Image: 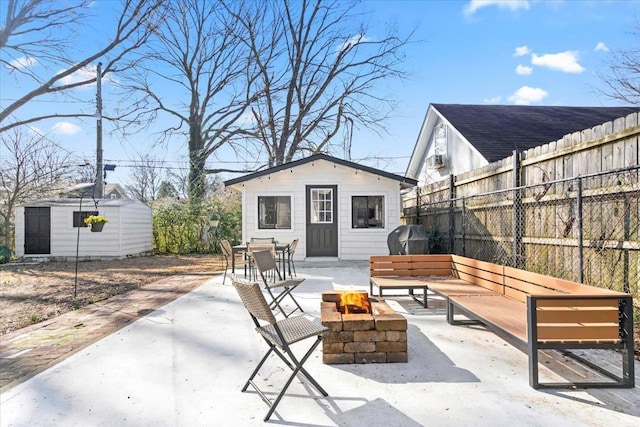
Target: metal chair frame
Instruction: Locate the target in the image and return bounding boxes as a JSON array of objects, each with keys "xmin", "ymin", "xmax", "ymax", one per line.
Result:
[
  {"xmin": 219, "ymin": 240, "xmax": 234, "ymax": 285},
  {"xmin": 250, "ymin": 249, "xmax": 305, "ymax": 318},
  {"xmin": 286, "ymin": 238, "xmax": 299, "ymax": 278},
  {"xmin": 231, "ymin": 275, "xmax": 328, "ymax": 421}
]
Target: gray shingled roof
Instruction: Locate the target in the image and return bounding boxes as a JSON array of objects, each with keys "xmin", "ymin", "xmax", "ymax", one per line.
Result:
[
  {"xmin": 224, "ymin": 153, "xmax": 417, "ymax": 188},
  {"xmin": 432, "ymin": 104, "xmax": 638, "ymax": 162}
]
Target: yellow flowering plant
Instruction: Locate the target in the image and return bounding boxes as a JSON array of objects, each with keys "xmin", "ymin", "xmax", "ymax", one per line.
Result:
[{"xmin": 84, "ymin": 215, "xmax": 109, "ymax": 225}]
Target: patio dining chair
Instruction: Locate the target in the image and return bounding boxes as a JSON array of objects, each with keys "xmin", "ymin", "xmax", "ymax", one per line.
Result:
[
  {"xmin": 250, "ymin": 249, "xmax": 305, "ymax": 318},
  {"xmin": 219, "ymin": 240, "xmax": 234, "ymax": 285},
  {"xmin": 246, "ymin": 242, "xmax": 277, "ymax": 281},
  {"xmin": 250, "ymin": 237, "xmax": 275, "ymax": 243},
  {"xmin": 286, "ymin": 238, "xmax": 299, "ymax": 278},
  {"xmin": 230, "ymin": 275, "xmax": 328, "ymax": 421}
]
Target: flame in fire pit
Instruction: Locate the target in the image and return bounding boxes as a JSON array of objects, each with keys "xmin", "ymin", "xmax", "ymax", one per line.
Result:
[{"xmin": 338, "ymin": 292, "xmax": 371, "ymax": 314}]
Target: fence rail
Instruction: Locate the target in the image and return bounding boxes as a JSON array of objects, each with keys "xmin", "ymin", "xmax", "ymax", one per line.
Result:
[{"xmin": 403, "ymin": 165, "xmax": 640, "ymax": 327}]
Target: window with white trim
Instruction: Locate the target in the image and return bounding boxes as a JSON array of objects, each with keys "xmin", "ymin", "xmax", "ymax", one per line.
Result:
[
  {"xmin": 310, "ymin": 189, "xmax": 333, "ymax": 223},
  {"xmin": 352, "ymin": 196, "xmax": 384, "ymax": 228},
  {"xmin": 434, "ymin": 123, "xmax": 447, "ymax": 156},
  {"xmin": 258, "ymin": 196, "xmax": 291, "ymax": 229}
]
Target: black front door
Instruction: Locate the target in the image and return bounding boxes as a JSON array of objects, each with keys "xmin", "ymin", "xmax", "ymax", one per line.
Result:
[
  {"xmin": 306, "ymin": 185, "xmax": 338, "ymax": 257},
  {"xmin": 25, "ymin": 207, "xmax": 50, "ymax": 254}
]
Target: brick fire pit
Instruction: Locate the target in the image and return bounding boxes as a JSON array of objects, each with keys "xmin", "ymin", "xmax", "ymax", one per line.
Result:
[{"xmin": 320, "ymin": 291, "xmax": 408, "ymax": 364}]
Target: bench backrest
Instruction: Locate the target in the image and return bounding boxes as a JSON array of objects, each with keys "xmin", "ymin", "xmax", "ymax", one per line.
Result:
[
  {"xmin": 450, "ymin": 255, "xmax": 505, "ymax": 294},
  {"xmin": 370, "ymin": 254, "xmax": 628, "ymax": 300},
  {"xmin": 502, "ymin": 265, "xmax": 627, "ymax": 303},
  {"xmin": 369, "ymin": 254, "xmax": 453, "ymax": 277}
]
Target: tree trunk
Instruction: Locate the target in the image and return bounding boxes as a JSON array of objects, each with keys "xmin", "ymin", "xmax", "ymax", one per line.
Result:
[{"xmin": 188, "ymin": 123, "xmax": 206, "ymax": 199}]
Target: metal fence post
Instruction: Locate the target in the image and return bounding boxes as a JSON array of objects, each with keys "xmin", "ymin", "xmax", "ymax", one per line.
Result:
[
  {"xmin": 449, "ymin": 174, "xmax": 455, "ymax": 254},
  {"xmin": 512, "ymin": 151, "xmax": 523, "ymax": 268},
  {"xmin": 576, "ymin": 176, "xmax": 583, "ymax": 283},
  {"xmin": 461, "ymin": 196, "xmax": 466, "ymax": 257},
  {"xmin": 415, "ymin": 186, "xmax": 422, "ymax": 225}
]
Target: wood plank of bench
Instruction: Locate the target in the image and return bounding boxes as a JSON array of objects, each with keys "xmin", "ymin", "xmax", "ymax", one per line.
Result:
[
  {"xmin": 369, "ymin": 276, "xmax": 429, "ymax": 307},
  {"xmin": 448, "ymin": 295, "xmax": 528, "ymax": 345},
  {"xmin": 503, "ymin": 266, "xmax": 628, "ymax": 296},
  {"xmin": 370, "ymin": 276, "xmax": 430, "ymax": 289},
  {"xmin": 426, "ymin": 280, "xmax": 499, "ymax": 297}
]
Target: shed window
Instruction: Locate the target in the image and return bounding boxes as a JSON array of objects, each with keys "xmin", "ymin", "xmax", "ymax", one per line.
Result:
[
  {"xmin": 258, "ymin": 196, "xmax": 291, "ymax": 229},
  {"xmin": 73, "ymin": 211, "xmax": 98, "ymax": 227},
  {"xmin": 352, "ymin": 196, "xmax": 384, "ymax": 228}
]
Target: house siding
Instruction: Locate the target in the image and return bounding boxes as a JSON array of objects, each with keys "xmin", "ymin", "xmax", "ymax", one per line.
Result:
[
  {"xmin": 118, "ymin": 202, "xmax": 153, "ymax": 256},
  {"xmin": 417, "ymin": 116, "xmax": 488, "ymax": 186},
  {"xmin": 15, "ymin": 199, "xmax": 151, "ymax": 259},
  {"xmin": 238, "ymin": 159, "xmax": 401, "ymax": 260}
]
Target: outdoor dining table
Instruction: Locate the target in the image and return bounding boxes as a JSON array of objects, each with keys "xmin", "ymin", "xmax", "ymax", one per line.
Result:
[{"xmin": 231, "ymin": 242, "xmax": 290, "ymax": 278}]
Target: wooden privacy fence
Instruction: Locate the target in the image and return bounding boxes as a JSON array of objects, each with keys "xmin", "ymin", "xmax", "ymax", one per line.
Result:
[{"xmin": 404, "ymin": 166, "xmax": 640, "ymax": 329}]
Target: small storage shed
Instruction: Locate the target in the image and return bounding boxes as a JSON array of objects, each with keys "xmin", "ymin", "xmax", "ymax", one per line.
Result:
[
  {"xmin": 14, "ymin": 198, "xmax": 152, "ymax": 260},
  {"xmin": 223, "ymin": 154, "xmax": 417, "ymax": 261}
]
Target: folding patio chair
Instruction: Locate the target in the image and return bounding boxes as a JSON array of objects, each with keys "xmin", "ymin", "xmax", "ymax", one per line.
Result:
[
  {"xmin": 230, "ymin": 275, "xmax": 328, "ymax": 421},
  {"xmin": 250, "ymin": 249, "xmax": 305, "ymax": 318}
]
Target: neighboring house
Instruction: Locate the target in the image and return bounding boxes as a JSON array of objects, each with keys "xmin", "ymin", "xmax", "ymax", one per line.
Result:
[
  {"xmin": 223, "ymin": 153, "xmax": 417, "ymax": 260},
  {"xmin": 15, "ymin": 198, "xmax": 152, "ymax": 260},
  {"xmin": 59, "ymin": 182, "xmax": 130, "ymax": 200},
  {"xmin": 104, "ymin": 183, "xmax": 130, "ymax": 200},
  {"xmin": 406, "ymin": 104, "xmax": 639, "ymax": 186}
]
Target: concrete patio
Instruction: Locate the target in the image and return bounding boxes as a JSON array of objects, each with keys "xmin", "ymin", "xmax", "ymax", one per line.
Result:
[{"xmin": 1, "ymin": 261, "xmax": 639, "ymax": 426}]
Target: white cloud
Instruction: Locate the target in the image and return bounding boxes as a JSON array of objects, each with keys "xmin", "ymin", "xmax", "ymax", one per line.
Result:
[
  {"xmin": 531, "ymin": 51, "xmax": 585, "ymax": 73},
  {"xmin": 508, "ymin": 86, "xmax": 548, "ymax": 105},
  {"xmin": 7, "ymin": 56, "xmax": 37, "ymax": 70},
  {"xmin": 238, "ymin": 112, "xmax": 256, "ymax": 126},
  {"xmin": 57, "ymin": 65, "xmax": 116, "ymax": 87},
  {"xmin": 513, "ymin": 45, "xmax": 531, "ymax": 57},
  {"xmin": 516, "ymin": 64, "xmax": 533, "ymax": 75},
  {"xmin": 464, "ymin": 0, "xmax": 529, "ymax": 16},
  {"xmin": 483, "ymin": 96, "xmax": 502, "ymax": 104},
  {"xmin": 595, "ymin": 42, "xmax": 609, "ymax": 52},
  {"xmin": 51, "ymin": 122, "xmax": 82, "ymax": 135},
  {"xmin": 337, "ymin": 34, "xmax": 372, "ymax": 53}
]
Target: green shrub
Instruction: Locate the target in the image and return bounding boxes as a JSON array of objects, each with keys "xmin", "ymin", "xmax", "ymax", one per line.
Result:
[{"xmin": 152, "ymin": 192, "xmax": 241, "ymax": 254}]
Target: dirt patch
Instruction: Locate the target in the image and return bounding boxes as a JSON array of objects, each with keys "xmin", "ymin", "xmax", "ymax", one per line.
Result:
[{"xmin": 0, "ymin": 254, "xmax": 226, "ymax": 335}]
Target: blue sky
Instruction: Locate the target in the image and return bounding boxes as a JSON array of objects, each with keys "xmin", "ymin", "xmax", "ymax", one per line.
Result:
[{"xmin": 3, "ymin": 0, "xmax": 639, "ymax": 185}]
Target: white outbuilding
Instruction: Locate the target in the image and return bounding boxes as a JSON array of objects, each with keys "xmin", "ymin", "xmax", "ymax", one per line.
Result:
[
  {"xmin": 223, "ymin": 154, "xmax": 417, "ymax": 260},
  {"xmin": 14, "ymin": 198, "xmax": 152, "ymax": 260}
]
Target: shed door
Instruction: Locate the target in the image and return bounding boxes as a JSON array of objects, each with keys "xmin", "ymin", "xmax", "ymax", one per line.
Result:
[
  {"xmin": 306, "ymin": 186, "xmax": 338, "ymax": 257},
  {"xmin": 25, "ymin": 207, "xmax": 50, "ymax": 254}
]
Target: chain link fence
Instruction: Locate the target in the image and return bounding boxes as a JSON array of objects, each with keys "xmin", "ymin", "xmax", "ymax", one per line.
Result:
[{"xmin": 405, "ymin": 165, "xmax": 640, "ymax": 332}]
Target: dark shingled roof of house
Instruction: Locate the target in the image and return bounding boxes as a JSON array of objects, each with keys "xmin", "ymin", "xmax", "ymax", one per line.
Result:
[{"xmin": 432, "ymin": 104, "xmax": 638, "ymax": 163}]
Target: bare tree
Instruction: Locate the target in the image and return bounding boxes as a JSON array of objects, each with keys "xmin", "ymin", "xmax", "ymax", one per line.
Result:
[
  {"xmin": 125, "ymin": 154, "xmax": 165, "ymax": 203},
  {"xmin": 0, "ymin": 128, "xmax": 77, "ymax": 252},
  {"xmin": 118, "ymin": 0, "xmax": 260, "ymax": 199},
  {"xmin": 0, "ymin": 0, "xmax": 165, "ymax": 133},
  {"xmin": 600, "ymin": 19, "xmax": 640, "ymax": 105},
  {"xmin": 232, "ymin": 0, "xmax": 412, "ymax": 166}
]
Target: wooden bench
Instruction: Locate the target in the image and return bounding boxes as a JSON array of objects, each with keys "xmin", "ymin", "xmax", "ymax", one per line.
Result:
[{"xmin": 369, "ymin": 254, "xmax": 635, "ymax": 389}]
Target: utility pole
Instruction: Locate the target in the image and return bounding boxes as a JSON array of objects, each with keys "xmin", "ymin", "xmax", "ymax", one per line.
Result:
[{"xmin": 94, "ymin": 62, "xmax": 104, "ymax": 199}]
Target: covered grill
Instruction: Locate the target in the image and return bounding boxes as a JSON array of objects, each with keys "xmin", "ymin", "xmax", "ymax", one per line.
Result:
[{"xmin": 387, "ymin": 225, "xmax": 429, "ymax": 255}]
